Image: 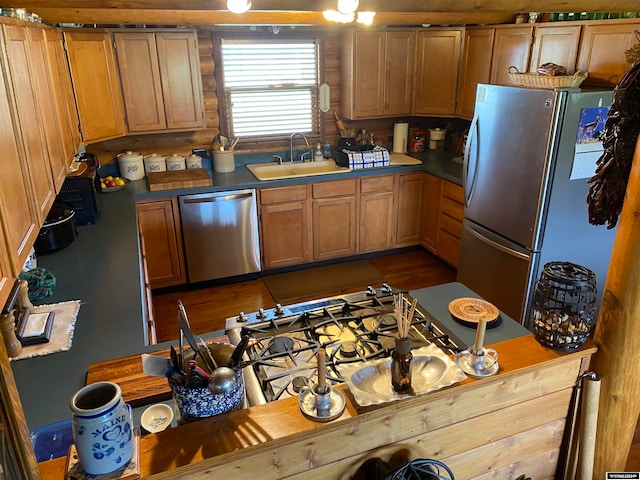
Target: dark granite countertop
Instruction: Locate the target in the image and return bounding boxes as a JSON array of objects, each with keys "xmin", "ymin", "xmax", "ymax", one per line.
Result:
[{"xmin": 12, "ymin": 150, "xmax": 463, "ymax": 433}]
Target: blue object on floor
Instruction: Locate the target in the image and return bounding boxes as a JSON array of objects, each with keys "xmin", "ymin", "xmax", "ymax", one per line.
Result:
[{"xmin": 30, "ymin": 418, "xmax": 74, "ymax": 462}]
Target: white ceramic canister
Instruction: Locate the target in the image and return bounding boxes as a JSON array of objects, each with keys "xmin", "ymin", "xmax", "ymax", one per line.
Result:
[
  {"xmin": 166, "ymin": 154, "xmax": 186, "ymax": 171},
  {"xmin": 116, "ymin": 151, "xmax": 145, "ymax": 180},
  {"xmin": 185, "ymin": 154, "xmax": 203, "ymax": 169},
  {"xmin": 143, "ymin": 153, "xmax": 166, "ymax": 174},
  {"xmin": 70, "ymin": 381, "xmax": 134, "ymax": 475}
]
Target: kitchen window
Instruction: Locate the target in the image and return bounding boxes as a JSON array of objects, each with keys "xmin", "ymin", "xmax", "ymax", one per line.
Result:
[{"xmin": 218, "ymin": 37, "xmax": 321, "ymax": 139}]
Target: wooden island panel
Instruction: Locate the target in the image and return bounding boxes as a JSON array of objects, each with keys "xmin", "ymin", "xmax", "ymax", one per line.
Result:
[{"xmin": 40, "ymin": 336, "xmax": 594, "ymax": 479}]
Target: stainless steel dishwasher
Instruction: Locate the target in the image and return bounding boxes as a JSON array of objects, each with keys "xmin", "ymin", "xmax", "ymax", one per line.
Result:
[{"xmin": 179, "ymin": 189, "xmax": 261, "ymax": 283}]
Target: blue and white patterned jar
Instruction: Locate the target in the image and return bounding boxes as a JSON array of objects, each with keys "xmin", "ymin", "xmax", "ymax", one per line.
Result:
[{"xmin": 70, "ymin": 382, "xmax": 134, "ymax": 475}]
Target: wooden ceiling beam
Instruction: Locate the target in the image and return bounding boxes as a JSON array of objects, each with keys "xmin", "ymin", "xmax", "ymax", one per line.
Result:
[
  {"xmin": 3, "ymin": 0, "xmax": 640, "ymax": 12},
  {"xmin": 27, "ymin": 9, "xmax": 517, "ymax": 26}
]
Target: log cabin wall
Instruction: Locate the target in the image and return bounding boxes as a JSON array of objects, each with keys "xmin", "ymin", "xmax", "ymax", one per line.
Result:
[{"xmin": 86, "ymin": 26, "xmax": 432, "ymax": 164}]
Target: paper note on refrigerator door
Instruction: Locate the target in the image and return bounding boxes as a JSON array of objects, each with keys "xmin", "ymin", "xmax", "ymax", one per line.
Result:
[{"xmin": 570, "ymin": 106, "xmax": 610, "ymax": 180}]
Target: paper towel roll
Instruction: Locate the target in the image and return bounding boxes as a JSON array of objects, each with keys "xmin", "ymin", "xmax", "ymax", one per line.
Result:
[{"xmin": 393, "ymin": 122, "xmax": 409, "ymax": 153}]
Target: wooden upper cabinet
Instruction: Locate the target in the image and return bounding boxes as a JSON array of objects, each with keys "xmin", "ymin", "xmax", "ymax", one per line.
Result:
[
  {"xmin": 114, "ymin": 31, "xmax": 205, "ymax": 133},
  {"xmin": 490, "ymin": 26, "xmax": 533, "ymax": 85},
  {"xmin": 64, "ymin": 30, "xmax": 126, "ymax": 143},
  {"xmin": 2, "ymin": 24, "xmax": 55, "ymax": 224},
  {"xmin": 0, "ymin": 30, "xmax": 38, "ymax": 276},
  {"xmin": 578, "ymin": 23, "xmax": 639, "ymax": 86},
  {"xmin": 529, "ymin": 25, "xmax": 581, "ymax": 74},
  {"xmin": 341, "ymin": 29, "xmax": 414, "ymax": 119},
  {"xmin": 412, "ymin": 28, "xmax": 462, "ymax": 116},
  {"xmin": 44, "ymin": 29, "xmax": 81, "ymax": 173},
  {"xmin": 456, "ymin": 27, "xmax": 494, "ymax": 119},
  {"xmin": 26, "ymin": 27, "xmax": 68, "ymax": 193},
  {"xmin": 155, "ymin": 32, "xmax": 205, "ymax": 130}
]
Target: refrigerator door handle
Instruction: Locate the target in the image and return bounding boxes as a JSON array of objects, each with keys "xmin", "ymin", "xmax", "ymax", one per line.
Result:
[
  {"xmin": 464, "ymin": 221, "xmax": 530, "ymax": 261},
  {"xmin": 463, "ymin": 114, "xmax": 480, "ymax": 207}
]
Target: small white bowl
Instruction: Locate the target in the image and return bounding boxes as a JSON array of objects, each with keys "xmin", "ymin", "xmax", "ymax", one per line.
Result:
[{"xmin": 141, "ymin": 403, "xmax": 174, "ymax": 433}]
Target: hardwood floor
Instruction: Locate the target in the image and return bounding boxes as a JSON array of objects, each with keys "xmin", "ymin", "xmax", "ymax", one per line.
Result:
[
  {"xmin": 151, "ymin": 247, "xmax": 640, "ymax": 471},
  {"xmin": 151, "ymin": 249, "xmax": 456, "ymax": 343}
]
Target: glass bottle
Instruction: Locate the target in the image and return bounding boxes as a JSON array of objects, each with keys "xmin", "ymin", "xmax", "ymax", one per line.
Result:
[{"xmin": 391, "ymin": 337, "xmax": 413, "ymax": 393}]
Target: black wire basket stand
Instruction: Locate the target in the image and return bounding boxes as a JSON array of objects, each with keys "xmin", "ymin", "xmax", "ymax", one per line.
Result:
[{"xmin": 529, "ymin": 262, "xmax": 598, "ymax": 351}]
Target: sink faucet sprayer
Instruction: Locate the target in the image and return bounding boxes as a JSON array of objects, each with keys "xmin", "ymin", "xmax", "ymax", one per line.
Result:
[{"xmin": 289, "ymin": 132, "xmax": 310, "ymax": 162}]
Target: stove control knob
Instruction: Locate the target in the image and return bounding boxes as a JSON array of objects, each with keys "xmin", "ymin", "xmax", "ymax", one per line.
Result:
[
  {"xmin": 274, "ymin": 304, "xmax": 284, "ymax": 316},
  {"xmin": 257, "ymin": 308, "xmax": 267, "ymax": 319},
  {"xmin": 237, "ymin": 311, "xmax": 248, "ymax": 322},
  {"xmin": 381, "ymin": 283, "xmax": 393, "ymax": 295},
  {"xmin": 366, "ymin": 285, "xmax": 377, "ymax": 296}
]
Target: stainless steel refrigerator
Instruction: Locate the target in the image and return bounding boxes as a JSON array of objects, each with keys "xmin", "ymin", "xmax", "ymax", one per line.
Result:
[{"xmin": 457, "ymin": 84, "xmax": 617, "ymax": 325}]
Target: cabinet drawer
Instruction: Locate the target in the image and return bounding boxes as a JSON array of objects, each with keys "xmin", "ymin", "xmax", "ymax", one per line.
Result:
[
  {"xmin": 313, "ymin": 179, "xmax": 357, "ymax": 199},
  {"xmin": 442, "ymin": 180, "xmax": 464, "ymax": 204},
  {"xmin": 260, "ymin": 185, "xmax": 307, "ymax": 205},
  {"xmin": 360, "ymin": 175, "xmax": 394, "ymax": 194},
  {"xmin": 439, "ymin": 212, "xmax": 463, "ymax": 239},
  {"xmin": 440, "ymin": 196, "xmax": 464, "ymax": 221},
  {"xmin": 437, "ymin": 229, "xmax": 461, "ymax": 267}
]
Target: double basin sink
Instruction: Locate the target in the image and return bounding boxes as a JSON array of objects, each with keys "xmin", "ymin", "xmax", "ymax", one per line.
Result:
[{"xmin": 246, "ymin": 154, "xmax": 423, "ymax": 181}]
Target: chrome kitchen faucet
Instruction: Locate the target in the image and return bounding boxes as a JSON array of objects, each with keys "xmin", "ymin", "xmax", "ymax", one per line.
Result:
[{"xmin": 289, "ymin": 132, "xmax": 310, "ymax": 162}]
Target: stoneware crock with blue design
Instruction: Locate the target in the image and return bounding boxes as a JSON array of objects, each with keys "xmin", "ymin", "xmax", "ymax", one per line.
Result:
[{"xmin": 70, "ymin": 381, "xmax": 134, "ymax": 475}]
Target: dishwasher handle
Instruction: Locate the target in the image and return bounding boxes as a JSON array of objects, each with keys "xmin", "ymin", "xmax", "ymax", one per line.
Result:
[{"xmin": 181, "ymin": 192, "xmax": 254, "ymax": 204}]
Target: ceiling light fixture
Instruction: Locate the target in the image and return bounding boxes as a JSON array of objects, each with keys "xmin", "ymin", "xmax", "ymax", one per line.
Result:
[
  {"xmin": 356, "ymin": 12, "xmax": 376, "ymax": 25},
  {"xmin": 227, "ymin": 0, "xmax": 251, "ymax": 14},
  {"xmin": 337, "ymin": 0, "xmax": 359, "ymax": 14},
  {"xmin": 323, "ymin": 10, "xmax": 355, "ymax": 23}
]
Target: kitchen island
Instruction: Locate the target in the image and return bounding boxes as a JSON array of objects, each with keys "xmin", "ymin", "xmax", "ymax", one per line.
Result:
[{"xmin": 38, "ymin": 332, "xmax": 595, "ymax": 479}]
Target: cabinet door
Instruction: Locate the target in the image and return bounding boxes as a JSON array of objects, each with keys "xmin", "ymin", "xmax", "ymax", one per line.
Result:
[
  {"xmin": 413, "ymin": 29, "xmax": 462, "ymax": 116},
  {"xmin": 384, "ymin": 31, "xmax": 414, "ymax": 116},
  {"xmin": 490, "ymin": 26, "xmax": 533, "ymax": 85},
  {"xmin": 577, "ymin": 23, "xmax": 640, "ymax": 86},
  {"xmin": 313, "ymin": 196, "xmax": 357, "ymax": 260},
  {"xmin": 359, "ymin": 176, "xmax": 395, "ymax": 253},
  {"xmin": 395, "ymin": 173, "xmax": 423, "ymax": 247},
  {"xmin": 456, "ymin": 27, "xmax": 494, "ymax": 119},
  {"xmin": 64, "ymin": 31, "xmax": 125, "ymax": 142},
  {"xmin": 27, "ymin": 27, "xmax": 68, "ymax": 193},
  {"xmin": 136, "ymin": 199, "xmax": 186, "ymax": 289},
  {"xmin": 44, "ymin": 29, "xmax": 80, "ymax": 177},
  {"xmin": 114, "ymin": 32, "xmax": 167, "ymax": 132},
  {"xmin": 342, "ymin": 30, "xmax": 385, "ymax": 118},
  {"xmin": 261, "ymin": 201, "xmax": 311, "ymax": 269},
  {"xmin": 0, "ymin": 32, "xmax": 38, "ymax": 275},
  {"xmin": 2, "ymin": 24, "xmax": 55, "ymax": 224},
  {"xmin": 156, "ymin": 31, "xmax": 205, "ymax": 130},
  {"xmin": 420, "ymin": 173, "xmax": 441, "ymax": 252},
  {"xmin": 529, "ymin": 25, "xmax": 581, "ymax": 74}
]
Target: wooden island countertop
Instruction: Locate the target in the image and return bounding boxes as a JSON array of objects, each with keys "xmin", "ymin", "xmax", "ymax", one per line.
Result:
[{"xmin": 38, "ymin": 334, "xmax": 595, "ymax": 479}]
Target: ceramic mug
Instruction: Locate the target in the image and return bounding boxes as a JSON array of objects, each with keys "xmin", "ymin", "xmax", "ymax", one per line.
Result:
[{"xmin": 70, "ymin": 382, "xmax": 134, "ymax": 475}]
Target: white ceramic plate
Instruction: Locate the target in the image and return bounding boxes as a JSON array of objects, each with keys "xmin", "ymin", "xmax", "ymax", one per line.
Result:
[
  {"xmin": 337, "ymin": 344, "xmax": 467, "ymax": 407},
  {"xmin": 141, "ymin": 403, "xmax": 174, "ymax": 433}
]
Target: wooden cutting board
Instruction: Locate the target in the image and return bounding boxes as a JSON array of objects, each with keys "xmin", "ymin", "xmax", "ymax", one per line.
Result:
[{"xmin": 146, "ymin": 168, "xmax": 212, "ymax": 191}]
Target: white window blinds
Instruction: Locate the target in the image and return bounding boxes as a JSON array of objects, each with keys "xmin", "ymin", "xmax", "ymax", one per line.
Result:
[{"xmin": 220, "ymin": 39, "xmax": 320, "ymax": 138}]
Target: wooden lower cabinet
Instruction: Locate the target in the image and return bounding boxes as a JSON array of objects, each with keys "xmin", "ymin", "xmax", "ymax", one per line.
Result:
[
  {"xmin": 259, "ymin": 185, "xmax": 311, "ymax": 269},
  {"xmin": 395, "ymin": 173, "xmax": 423, "ymax": 247},
  {"xmin": 359, "ymin": 175, "xmax": 395, "ymax": 253},
  {"xmin": 436, "ymin": 180, "xmax": 464, "ymax": 267},
  {"xmin": 136, "ymin": 198, "xmax": 186, "ymax": 289},
  {"xmin": 312, "ymin": 179, "xmax": 357, "ymax": 261},
  {"xmin": 420, "ymin": 172, "xmax": 441, "ymax": 252}
]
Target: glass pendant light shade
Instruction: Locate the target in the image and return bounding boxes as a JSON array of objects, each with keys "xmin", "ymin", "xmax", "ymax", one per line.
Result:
[
  {"xmin": 337, "ymin": 0, "xmax": 359, "ymax": 14},
  {"xmin": 227, "ymin": 0, "xmax": 251, "ymax": 14}
]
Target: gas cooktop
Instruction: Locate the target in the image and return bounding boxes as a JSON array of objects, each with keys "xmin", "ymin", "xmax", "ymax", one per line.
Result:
[{"xmin": 225, "ymin": 284, "xmax": 466, "ymax": 406}]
